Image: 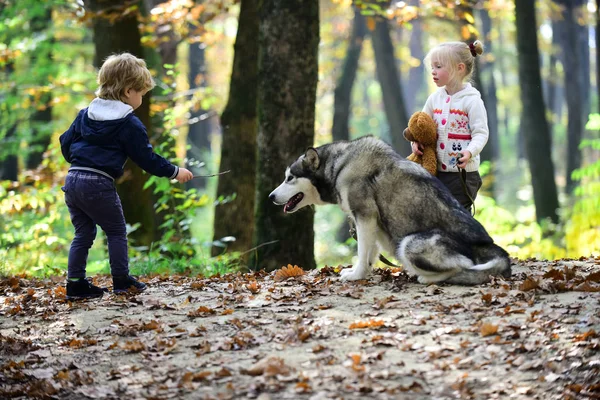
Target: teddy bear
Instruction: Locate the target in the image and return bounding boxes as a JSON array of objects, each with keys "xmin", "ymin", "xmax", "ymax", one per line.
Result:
[{"xmin": 402, "ymin": 111, "xmax": 438, "ymax": 176}]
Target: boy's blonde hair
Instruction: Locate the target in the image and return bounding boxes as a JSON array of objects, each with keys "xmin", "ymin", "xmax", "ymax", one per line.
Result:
[
  {"xmin": 95, "ymin": 53, "xmax": 155, "ymax": 100},
  {"xmin": 424, "ymin": 40, "xmax": 484, "ymax": 84}
]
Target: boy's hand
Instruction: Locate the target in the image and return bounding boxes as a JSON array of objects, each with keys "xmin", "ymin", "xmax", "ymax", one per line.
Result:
[{"xmin": 175, "ymin": 167, "xmax": 193, "ymax": 183}]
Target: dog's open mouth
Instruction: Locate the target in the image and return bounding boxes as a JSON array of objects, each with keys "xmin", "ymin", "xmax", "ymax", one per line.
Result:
[{"xmin": 283, "ymin": 193, "xmax": 304, "ymax": 213}]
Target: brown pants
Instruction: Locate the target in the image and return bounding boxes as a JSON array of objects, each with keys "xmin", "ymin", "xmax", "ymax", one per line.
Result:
[{"xmin": 437, "ymin": 171, "xmax": 482, "ymax": 212}]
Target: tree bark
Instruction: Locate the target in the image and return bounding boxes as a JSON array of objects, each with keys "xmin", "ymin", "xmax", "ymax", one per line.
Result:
[
  {"xmin": 371, "ymin": 17, "xmax": 411, "ymax": 156},
  {"xmin": 554, "ymin": 0, "xmax": 585, "ymax": 194},
  {"xmin": 84, "ymin": 0, "xmax": 161, "ymax": 246},
  {"xmin": 331, "ymin": 6, "xmax": 366, "ymax": 142},
  {"xmin": 0, "ymin": 57, "xmax": 18, "ymax": 181},
  {"xmin": 26, "ymin": 7, "xmax": 54, "ymax": 170},
  {"xmin": 252, "ymin": 0, "xmax": 319, "ymax": 272},
  {"xmin": 212, "ymin": 0, "xmax": 260, "ymax": 257},
  {"xmin": 186, "ymin": 41, "xmax": 212, "ymax": 191},
  {"xmin": 478, "ymin": 9, "xmax": 499, "ymax": 165},
  {"xmin": 405, "ymin": 0, "xmax": 425, "ymax": 115},
  {"xmin": 597, "ymin": 0, "xmax": 600, "ymax": 114},
  {"xmin": 515, "ymin": 0, "xmax": 559, "ymax": 224}
]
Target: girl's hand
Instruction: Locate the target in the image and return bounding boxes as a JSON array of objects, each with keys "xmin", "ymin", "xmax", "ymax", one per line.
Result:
[
  {"xmin": 457, "ymin": 150, "xmax": 472, "ymax": 169},
  {"xmin": 175, "ymin": 167, "xmax": 193, "ymax": 183},
  {"xmin": 411, "ymin": 141, "xmax": 424, "ymax": 156}
]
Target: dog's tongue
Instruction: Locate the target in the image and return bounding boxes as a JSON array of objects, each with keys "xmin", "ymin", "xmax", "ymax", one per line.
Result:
[{"xmin": 284, "ymin": 193, "xmax": 304, "ymax": 213}]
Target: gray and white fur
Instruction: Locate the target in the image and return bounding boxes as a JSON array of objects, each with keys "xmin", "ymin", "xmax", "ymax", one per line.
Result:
[{"xmin": 269, "ymin": 136, "xmax": 511, "ymax": 285}]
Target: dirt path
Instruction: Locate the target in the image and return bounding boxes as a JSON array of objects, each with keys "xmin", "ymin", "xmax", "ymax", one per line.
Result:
[{"xmin": 1, "ymin": 258, "xmax": 599, "ymax": 399}]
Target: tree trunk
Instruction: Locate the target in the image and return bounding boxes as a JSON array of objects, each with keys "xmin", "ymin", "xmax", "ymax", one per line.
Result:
[
  {"xmin": 0, "ymin": 58, "xmax": 18, "ymax": 181},
  {"xmin": 0, "ymin": 126, "xmax": 18, "ymax": 181},
  {"xmin": 478, "ymin": 9, "xmax": 499, "ymax": 165},
  {"xmin": 212, "ymin": 0, "xmax": 259, "ymax": 257},
  {"xmin": 515, "ymin": 0, "xmax": 559, "ymax": 224},
  {"xmin": 252, "ymin": 0, "xmax": 319, "ymax": 272},
  {"xmin": 405, "ymin": 0, "xmax": 425, "ymax": 115},
  {"xmin": 496, "ymin": 20, "xmax": 516, "ymax": 159},
  {"xmin": 554, "ymin": 0, "xmax": 585, "ymax": 194},
  {"xmin": 331, "ymin": 6, "xmax": 366, "ymax": 142},
  {"xmin": 371, "ymin": 17, "xmax": 411, "ymax": 156},
  {"xmin": 332, "ymin": 6, "xmax": 367, "ymax": 243},
  {"xmin": 597, "ymin": 0, "xmax": 600, "ymax": 114},
  {"xmin": 26, "ymin": 7, "xmax": 54, "ymax": 170},
  {"xmin": 546, "ymin": 26, "xmax": 561, "ymax": 127},
  {"xmin": 84, "ymin": 0, "xmax": 161, "ymax": 246},
  {"xmin": 186, "ymin": 41, "xmax": 212, "ymax": 191}
]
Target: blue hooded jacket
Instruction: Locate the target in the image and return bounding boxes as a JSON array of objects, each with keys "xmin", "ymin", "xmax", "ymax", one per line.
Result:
[{"xmin": 59, "ymin": 98, "xmax": 178, "ymax": 180}]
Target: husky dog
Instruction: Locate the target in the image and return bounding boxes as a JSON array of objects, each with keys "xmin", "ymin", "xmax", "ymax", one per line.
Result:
[{"xmin": 269, "ymin": 136, "xmax": 511, "ymax": 285}]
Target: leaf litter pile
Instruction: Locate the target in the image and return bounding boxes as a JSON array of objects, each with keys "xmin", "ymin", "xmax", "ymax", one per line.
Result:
[{"xmin": 1, "ymin": 258, "xmax": 599, "ymax": 399}]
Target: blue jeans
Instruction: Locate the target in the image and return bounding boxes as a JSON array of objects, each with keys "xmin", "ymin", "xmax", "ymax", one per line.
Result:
[{"xmin": 62, "ymin": 170, "xmax": 129, "ymax": 278}]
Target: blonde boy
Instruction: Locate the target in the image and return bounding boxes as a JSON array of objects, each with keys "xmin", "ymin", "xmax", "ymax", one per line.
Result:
[{"xmin": 59, "ymin": 53, "xmax": 193, "ymax": 299}]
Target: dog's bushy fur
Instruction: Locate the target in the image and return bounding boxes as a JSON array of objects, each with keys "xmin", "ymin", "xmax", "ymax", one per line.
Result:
[{"xmin": 269, "ymin": 136, "xmax": 511, "ymax": 285}]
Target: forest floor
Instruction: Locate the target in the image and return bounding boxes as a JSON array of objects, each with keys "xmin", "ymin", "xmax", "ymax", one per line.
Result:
[{"xmin": 1, "ymin": 258, "xmax": 599, "ymax": 400}]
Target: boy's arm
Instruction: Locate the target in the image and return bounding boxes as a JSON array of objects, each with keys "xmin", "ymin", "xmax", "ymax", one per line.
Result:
[
  {"xmin": 59, "ymin": 110, "xmax": 84, "ymax": 163},
  {"xmin": 122, "ymin": 117, "xmax": 179, "ymax": 178}
]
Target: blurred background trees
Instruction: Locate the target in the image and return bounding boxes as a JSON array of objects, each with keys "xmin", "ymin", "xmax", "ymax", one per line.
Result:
[{"xmin": 1, "ymin": 0, "xmax": 598, "ymax": 277}]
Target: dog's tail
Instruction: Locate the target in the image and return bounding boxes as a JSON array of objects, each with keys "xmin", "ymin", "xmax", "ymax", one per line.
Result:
[{"xmin": 445, "ymin": 244, "xmax": 511, "ymax": 285}]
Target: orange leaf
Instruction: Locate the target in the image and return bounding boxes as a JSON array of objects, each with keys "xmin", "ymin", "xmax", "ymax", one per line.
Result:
[
  {"xmin": 543, "ymin": 269, "xmax": 564, "ymax": 281},
  {"xmin": 574, "ymin": 329, "xmax": 597, "ymax": 342},
  {"xmin": 585, "ymin": 271, "xmax": 600, "ymax": 283},
  {"xmin": 366, "ymin": 17, "xmax": 376, "ymax": 31},
  {"xmin": 481, "ymin": 293, "xmax": 492, "ymax": 305},
  {"xmin": 274, "ymin": 264, "xmax": 305, "ymax": 282},
  {"xmin": 246, "ymin": 281, "xmax": 261, "ymax": 293},
  {"xmin": 349, "ymin": 319, "xmax": 385, "ymax": 329},
  {"xmin": 480, "ymin": 322, "xmax": 499, "ymax": 337},
  {"xmin": 519, "ymin": 277, "xmax": 539, "ymax": 291},
  {"xmin": 188, "ymin": 306, "xmax": 216, "ymax": 318}
]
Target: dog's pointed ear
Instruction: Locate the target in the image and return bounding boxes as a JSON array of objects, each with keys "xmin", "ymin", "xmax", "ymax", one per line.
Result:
[{"xmin": 303, "ymin": 148, "xmax": 320, "ymax": 170}]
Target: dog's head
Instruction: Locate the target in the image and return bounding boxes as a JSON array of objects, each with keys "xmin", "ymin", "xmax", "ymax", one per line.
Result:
[{"xmin": 269, "ymin": 148, "xmax": 325, "ymax": 213}]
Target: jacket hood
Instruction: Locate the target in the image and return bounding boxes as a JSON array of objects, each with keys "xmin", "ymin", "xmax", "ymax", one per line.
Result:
[{"xmin": 80, "ymin": 98, "xmax": 134, "ymax": 143}]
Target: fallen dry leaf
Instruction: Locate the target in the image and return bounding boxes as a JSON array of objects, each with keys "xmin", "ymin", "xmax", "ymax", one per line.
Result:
[{"xmin": 274, "ymin": 264, "xmax": 305, "ymax": 282}]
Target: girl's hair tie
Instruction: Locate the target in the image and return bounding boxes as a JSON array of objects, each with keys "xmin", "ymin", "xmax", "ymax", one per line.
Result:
[{"xmin": 469, "ymin": 42, "xmax": 477, "ymax": 57}]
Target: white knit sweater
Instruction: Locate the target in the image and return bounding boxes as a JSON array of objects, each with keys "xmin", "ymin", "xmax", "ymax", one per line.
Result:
[{"xmin": 422, "ymin": 83, "xmax": 489, "ymax": 173}]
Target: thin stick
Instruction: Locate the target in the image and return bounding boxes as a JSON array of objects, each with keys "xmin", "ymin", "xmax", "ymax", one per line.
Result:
[{"xmin": 192, "ymin": 170, "xmax": 231, "ymax": 179}]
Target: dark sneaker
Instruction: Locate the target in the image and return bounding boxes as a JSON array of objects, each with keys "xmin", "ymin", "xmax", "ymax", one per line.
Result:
[
  {"xmin": 66, "ymin": 278, "xmax": 107, "ymax": 300},
  {"xmin": 113, "ymin": 275, "xmax": 147, "ymax": 294}
]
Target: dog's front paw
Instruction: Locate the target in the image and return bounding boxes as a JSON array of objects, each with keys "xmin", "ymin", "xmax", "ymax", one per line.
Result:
[{"xmin": 339, "ymin": 267, "xmax": 367, "ymax": 281}]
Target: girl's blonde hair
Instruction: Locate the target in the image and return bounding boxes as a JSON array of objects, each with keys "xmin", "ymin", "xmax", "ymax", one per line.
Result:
[
  {"xmin": 424, "ymin": 40, "xmax": 484, "ymax": 84},
  {"xmin": 95, "ymin": 53, "xmax": 155, "ymax": 100}
]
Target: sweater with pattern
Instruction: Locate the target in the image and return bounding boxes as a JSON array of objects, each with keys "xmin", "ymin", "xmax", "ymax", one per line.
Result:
[{"xmin": 422, "ymin": 83, "xmax": 489, "ymax": 173}]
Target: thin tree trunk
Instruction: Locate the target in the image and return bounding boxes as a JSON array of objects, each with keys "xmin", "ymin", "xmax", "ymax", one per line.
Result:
[
  {"xmin": 478, "ymin": 9, "xmax": 499, "ymax": 165},
  {"xmin": 405, "ymin": 0, "xmax": 424, "ymax": 114},
  {"xmin": 515, "ymin": 0, "xmax": 559, "ymax": 224},
  {"xmin": 1, "ymin": 58, "xmax": 18, "ymax": 181},
  {"xmin": 332, "ymin": 6, "xmax": 367, "ymax": 243},
  {"xmin": 597, "ymin": 0, "xmax": 600, "ymax": 114},
  {"xmin": 186, "ymin": 41, "xmax": 212, "ymax": 191},
  {"xmin": 0, "ymin": 126, "xmax": 18, "ymax": 181},
  {"xmin": 554, "ymin": 0, "xmax": 585, "ymax": 194},
  {"xmin": 371, "ymin": 17, "xmax": 411, "ymax": 156},
  {"xmin": 332, "ymin": 6, "xmax": 366, "ymax": 142},
  {"xmin": 212, "ymin": 0, "xmax": 259, "ymax": 257},
  {"xmin": 252, "ymin": 0, "xmax": 319, "ymax": 272},
  {"xmin": 496, "ymin": 20, "xmax": 515, "ymax": 159},
  {"xmin": 84, "ymin": 0, "xmax": 161, "ymax": 246},
  {"xmin": 26, "ymin": 7, "xmax": 53, "ymax": 170}
]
